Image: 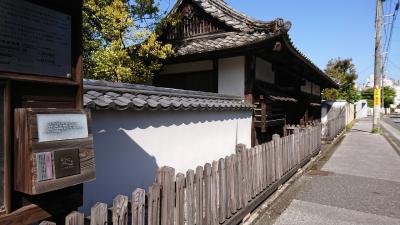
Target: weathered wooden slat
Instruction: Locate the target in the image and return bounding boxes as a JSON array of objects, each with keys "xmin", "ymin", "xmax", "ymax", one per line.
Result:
[
  {"xmin": 186, "ymin": 170, "xmax": 195, "ymax": 225},
  {"xmin": 262, "ymin": 143, "xmax": 268, "ymax": 189},
  {"xmin": 195, "ymin": 166, "xmax": 204, "ymax": 225},
  {"xmin": 90, "ymin": 202, "xmax": 107, "ymax": 225},
  {"xmin": 204, "ymin": 163, "xmax": 212, "ymax": 225},
  {"xmin": 225, "ymin": 156, "xmax": 232, "ymax": 218},
  {"xmin": 240, "ymin": 148, "xmax": 249, "ymax": 206},
  {"xmin": 175, "ymin": 173, "xmax": 185, "ymax": 225},
  {"xmin": 148, "ymin": 183, "xmax": 161, "ymax": 225},
  {"xmin": 211, "ymin": 161, "xmax": 219, "ymax": 225},
  {"xmin": 132, "ymin": 189, "xmax": 145, "ymax": 225},
  {"xmin": 157, "ymin": 166, "xmax": 175, "ymax": 225},
  {"xmin": 65, "ymin": 211, "xmax": 84, "ymax": 225},
  {"xmin": 218, "ymin": 158, "xmax": 226, "ymax": 224},
  {"xmin": 251, "ymin": 147, "xmax": 257, "ymax": 198},
  {"xmin": 113, "ymin": 195, "xmax": 128, "ymax": 225},
  {"xmin": 294, "ymin": 128, "xmax": 300, "ymax": 165},
  {"xmin": 230, "ymin": 154, "xmax": 237, "ymax": 214},
  {"xmin": 236, "ymin": 152, "xmax": 243, "ymax": 210},
  {"xmin": 272, "ymin": 134, "xmax": 281, "ymax": 180},
  {"xmin": 40, "ymin": 221, "xmax": 56, "ymax": 225}
]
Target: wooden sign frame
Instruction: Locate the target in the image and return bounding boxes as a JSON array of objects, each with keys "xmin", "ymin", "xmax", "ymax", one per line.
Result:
[
  {"xmin": 0, "ymin": 1, "xmax": 87, "ymax": 223},
  {"xmin": 14, "ymin": 108, "xmax": 95, "ymax": 195}
]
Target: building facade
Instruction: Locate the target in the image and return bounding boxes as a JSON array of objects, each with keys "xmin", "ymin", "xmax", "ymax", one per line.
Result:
[{"xmin": 155, "ymin": 0, "xmax": 338, "ymax": 145}]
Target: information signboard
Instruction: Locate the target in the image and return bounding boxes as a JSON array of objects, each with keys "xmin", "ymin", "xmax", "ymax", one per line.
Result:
[{"xmin": 0, "ymin": 0, "xmax": 71, "ymax": 77}]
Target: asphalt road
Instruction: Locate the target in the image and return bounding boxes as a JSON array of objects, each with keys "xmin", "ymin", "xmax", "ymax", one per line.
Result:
[{"xmin": 251, "ymin": 118, "xmax": 400, "ymax": 225}]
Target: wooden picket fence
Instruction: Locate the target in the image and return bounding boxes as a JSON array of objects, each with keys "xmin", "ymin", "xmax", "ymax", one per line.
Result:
[
  {"xmin": 40, "ymin": 124, "xmax": 322, "ymax": 225},
  {"xmin": 325, "ymin": 116, "xmax": 345, "ymax": 141}
]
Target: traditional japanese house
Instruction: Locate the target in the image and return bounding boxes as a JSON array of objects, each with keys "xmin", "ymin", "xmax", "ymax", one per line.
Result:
[{"xmin": 155, "ymin": 0, "xmax": 339, "ymax": 145}]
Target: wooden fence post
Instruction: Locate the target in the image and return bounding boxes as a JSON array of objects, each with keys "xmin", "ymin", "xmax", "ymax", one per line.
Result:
[
  {"xmin": 235, "ymin": 143, "xmax": 246, "ymax": 154},
  {"xmin": 113, "ymin": 195, "xmax": 128, "ymax": 225},
  {"xmin": 186, "ymin": 170, "xmax": 195, "ymax": 225},
  {"xmin": 65, "ymin": 211, "xmax": 84, "ymax": 225},
  {"xmin": 90, "ymin": 202, "xmax": 107, "ymax": 225},
  {"xmin": 204, "ymin": 163, "xmax": 212, "ymax": 225},
  {"xmin": 272, "ymin": 134, "xmax": 281, "ymax": 180},
  {"xmin": 240, "ymin": 148, "xmax": 249, "ymax": 206},
  {"xmin": 195, "ymin": 166, "xmax": 204, "ymax": 225},
  {"xmin": 270, "ymin": 141, "xmax": 276, "ymax": 183},
  {"xmin": 225, "ymin": 156, "xmax": 232, "ymax": 218},
  {"xmin": 235, "ymin": 152, "xmax": 242, "ymax": 210},
  {"xmin": 148, "ymin": 183, "xmax": 161, "ymax": 225},
  {"xmin": 218, "ymin": 158, "xmax": 226, "ymax": 224},
  {"xmin": 40, "ymin": 222, "xmax": 56, "ymax": 225},
  {"xmin": 132, "ymin": 189, "xmax": 145, "ymax": 225},
  {"xmin": 157, "ymin": 166, "xmax": 175, "ymax": 225},
  {"xmin": 175, "ymin": 173, "xmax": 185, "ymax": 225},
  {"xmin": 211, "ymin": 161, "xmax": 219, "ymax": 225}
]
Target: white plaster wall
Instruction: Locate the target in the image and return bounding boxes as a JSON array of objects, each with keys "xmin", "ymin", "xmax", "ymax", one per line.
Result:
[
  {"xmin": 81, "ymin": 109, "xmax": 252, "ymax": 213},
  {"xmin": 218, "ymin": 56, "xmax": 245, "ymax": 97},
  {"xmin": 321, "ymin": 101, "xmax": 355, "ymax": 136},
  {"xmin": 355, "ymin": 100, "xmax": 368, "ymax": 119},
  {"xmin": 255, "ymin": 57, "xmax": 275, "ymax": 84},
  {"xmin": 160, "ymin": 60, "xmax": 213, "ymax": 74}
]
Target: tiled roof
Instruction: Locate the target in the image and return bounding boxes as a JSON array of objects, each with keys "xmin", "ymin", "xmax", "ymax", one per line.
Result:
[
  {"xmin": 269, "ymin": 95, "xmax": 298, "ymax": 103},
  {"xmin": 83, "ymin": 79, "xmax": 253, "ymax": 111},
  {"xmin": 169, "ymin": 0, "xmax": 291, "ymax": 56},
  {"xmin": 175, "ymin": 31, "xmax": 279, "ymax": 56},
  {"xmin": 171, "ymin": 0, "xmax": 289, "ymax": 33}
]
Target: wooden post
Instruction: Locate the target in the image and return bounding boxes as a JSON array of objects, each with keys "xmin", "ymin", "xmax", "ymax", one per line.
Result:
[
  {"xmin": 132, "ymin": 189, "xmax": 145, "ymax": 225},
  {"xmin": 157, "ymin": 166, "xmax": 175, "ymax": 225},
  {"xmin": 65, "ymin": 211, "xmax": 84, "ymax": 225},
  {"xmin": 225, "ymin": 156, "xmax": 232, "ymax": 218},
  {"xmin": 236, "ymin": 153, "xmax": 242, "ymax": 210},
  {"xmin": 273, "ymin": 134, "xmax": 281, "ymax": 180},
  {"xmin": 204, "ymin": 164, "xmax": 212, "ymax": 225},
  {"xmin": 186, "ymin": 170, "xmax": 195, "ymax": 225},
  {"xmin": 218, "ymin": 158, "xmax": 226, "ymax": 224},
  {"xmin": 195, "ymin": 166, "xmax": 204, "ymax": 225},
  {"xmin": 230, "ymin": 154, "xmax": 237, "ymax": 214},
  {"xmin": 148, "ymin": 184, "xmax": 161, "ymax": 225},
  {"xmin": 211, "ymin": 161, "xmax": 219, "ymax": 225},
  {"xmin": 90, "ymin": 202, "xmax": 107, "ymax": 225},
  {"xmin": 113, "ymin": 195, "xmax": 128, "ymax": 225},
  {"xmin": 40, "ymin": 222, "xmax": 56, "ymax": 225},
  {"xmin": 175, "ymin": 174, "xmax": 185, "ymax": 225}
]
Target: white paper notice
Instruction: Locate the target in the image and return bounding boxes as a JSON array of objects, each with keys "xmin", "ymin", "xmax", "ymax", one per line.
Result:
[
  {"xmin": 37, "ymin": 114, "xmax": 88, "ymax": 142},
  {"xmin": 0, "ymin": 0, "xmax": 71, "ymax": 77}
]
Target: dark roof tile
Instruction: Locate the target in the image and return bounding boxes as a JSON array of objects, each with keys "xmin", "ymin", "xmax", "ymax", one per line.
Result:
[{"xmin": 84, "ymin": 79, "xmax": 253, "ymax": 111}]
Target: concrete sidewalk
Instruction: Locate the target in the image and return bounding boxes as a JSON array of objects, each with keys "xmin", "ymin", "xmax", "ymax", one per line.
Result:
[{"xmin": 251, "ymin": 118, "xmax": 400, "ymax": 225}]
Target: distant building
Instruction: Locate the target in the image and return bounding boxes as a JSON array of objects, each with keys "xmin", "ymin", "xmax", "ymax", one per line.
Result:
[{"xmin": 359, "ymin": 75, "xmax": 400, "ymax": 107}]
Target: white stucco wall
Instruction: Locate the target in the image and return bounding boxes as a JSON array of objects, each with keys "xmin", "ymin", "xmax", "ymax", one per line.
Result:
[
  {"xmin": 355, "ymin": 100, "xmax": 368, "ymax": 119},
  {"xmin": 160, "ymin": 60, "xmax": 213, "ymax": 74},
  {"xmin": 255, "ymin": 57, "xmax": 275, "ymax": 84},
  {"xmin": 82, "ymin": 109, "xmax": 252, "ymax": 213},
  {"xmin": 218, "ymin": 56, "xmax": 245, "ymax": 97},
  {"xmin": 321, "ymin": 101, "xmax": 355, "ymax": 136}
]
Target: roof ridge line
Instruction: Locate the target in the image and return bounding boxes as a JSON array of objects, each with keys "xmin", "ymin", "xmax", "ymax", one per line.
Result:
[{"xmin": 84, "ymin": 79, "xmax": 245, "ymax": 101}]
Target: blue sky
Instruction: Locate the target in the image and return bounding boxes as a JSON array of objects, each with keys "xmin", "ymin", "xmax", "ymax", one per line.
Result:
[{"xmin": 162, "ymin": 0, "xmax": 400, "ymax": 85}]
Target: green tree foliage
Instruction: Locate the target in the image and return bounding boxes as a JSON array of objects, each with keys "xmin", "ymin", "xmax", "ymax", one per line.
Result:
[
  {"xmin": 360, "ymin": 86, "xmax": 396, "ymax": 108},
  {"xmin": 83, "ymin": 0, "xmax": 176, "ymax": 83},
  {"xmin": 322, "ymin": 58, "xmax": 359, "ymax": 102}
]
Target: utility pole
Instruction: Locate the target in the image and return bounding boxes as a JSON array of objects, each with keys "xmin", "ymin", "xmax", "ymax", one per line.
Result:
[{"xmin": 373, "ymin": 0, "xmax": 383, "ymax": 129}]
